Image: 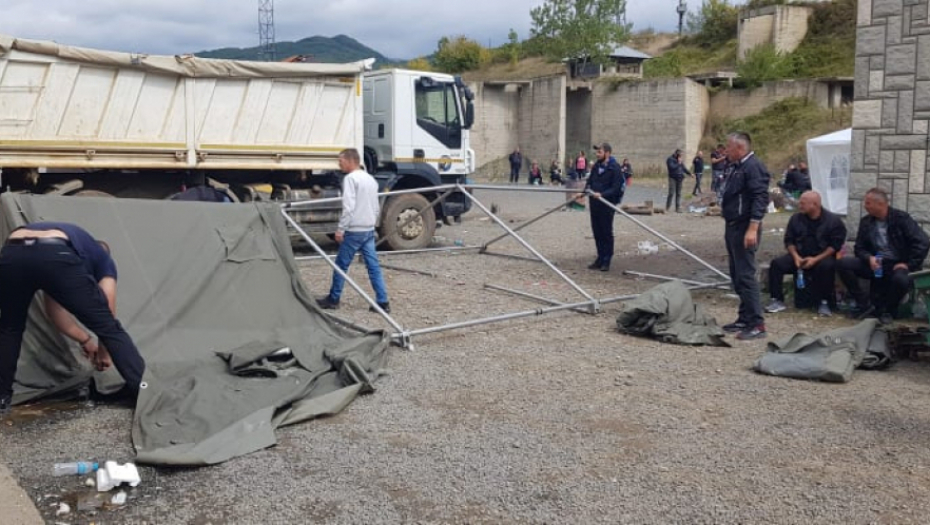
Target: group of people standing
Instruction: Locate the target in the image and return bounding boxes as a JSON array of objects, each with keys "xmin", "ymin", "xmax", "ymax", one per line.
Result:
[{"xmin": 508, "ymin": 148, "xmax": 632, "ymax": 188}]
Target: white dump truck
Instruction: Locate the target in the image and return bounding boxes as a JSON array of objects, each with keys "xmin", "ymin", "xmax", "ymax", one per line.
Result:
[{"xmin": 0, "ymin": 34, "xmax": 475, "ymax": 249}]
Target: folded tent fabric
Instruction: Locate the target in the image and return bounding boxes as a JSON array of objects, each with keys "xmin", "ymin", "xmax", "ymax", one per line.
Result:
[
  {"xmin": 616, "ymin": 280, "xmax": 729, "ymax": 347},
  {"xmin": 754, "ymin": 319, "xmax": 890, "ymax": 383},
  {"xmin": 0, "ymin": 193, "xmax": 390, "ymax": 465}
]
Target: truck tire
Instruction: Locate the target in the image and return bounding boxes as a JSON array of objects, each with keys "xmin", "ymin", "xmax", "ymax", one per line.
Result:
[{"xmin": 379, "ymin": 193, "xmax": 436, "ymax": 251}]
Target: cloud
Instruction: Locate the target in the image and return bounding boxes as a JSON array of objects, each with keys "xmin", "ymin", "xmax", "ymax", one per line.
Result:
[{"xmin": 1, "ymin": 0, "xmax": 684, "ymax": 59}]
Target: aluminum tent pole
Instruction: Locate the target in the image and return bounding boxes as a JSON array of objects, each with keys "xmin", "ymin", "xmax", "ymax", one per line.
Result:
[
  {"xmin": 481, "ymin": 199, "xmax": 572, "ymax": 252},
  {"xmin": 598, "ymin": 281, "xmax": 732, "ymax": 306},
  {"xmin": 483, "ymin": 283, "xmax": 592, "ymax": 314},
  {"xmin": 283, "ymin": 184, "xmax": 458, "ymax": 209},
  {"xmin": 458, "ymin": 184, "xmax": 598, "ymax": 311},
  {"xmin": 465, "ymin": 184, "xmax": 582, "ymax": 194},
  {"xmin": 295, "ymin": 245, "xmax": 480, "ymax": 262},
  {"xmin": 280, "ymin": 208, "xmax": 406, "ymax": 336},
  {"xmin": 623, "ymin": 270, "xmax": 731, "ymax": 289},
  {"xmin": 398, "ymin": 299, "xmax": 596, "ymax": 338},
  {"xmin": 481, "ymin": 251, "xmax": 547, "ymax": 264},
  {"xmin": 590, "ymin": 192, "xmax": 731, "ymax": 282},
  {"xmin": 380, "ymin": 263, "xmax": 437, "ymax": 278}
]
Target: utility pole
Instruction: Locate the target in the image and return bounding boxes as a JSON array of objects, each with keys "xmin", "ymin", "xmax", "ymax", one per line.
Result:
[
  {"xmin": 676, "ymin": 0, "xmax": 687, "ymax": 37},
  {"xmin": 258, "ymin": 0, "xmax": 276, "ymax": 61}
]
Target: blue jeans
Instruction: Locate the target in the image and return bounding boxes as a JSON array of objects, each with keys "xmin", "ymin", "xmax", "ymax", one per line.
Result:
[{"xmin": 328, "ymin": 230, "xmax": 389, "ymax": 304}]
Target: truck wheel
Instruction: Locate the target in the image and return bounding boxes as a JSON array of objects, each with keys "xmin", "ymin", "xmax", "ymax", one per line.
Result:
[{"xmin": 379, "ymin": 193, "xmax": 436, "ymax": 251}]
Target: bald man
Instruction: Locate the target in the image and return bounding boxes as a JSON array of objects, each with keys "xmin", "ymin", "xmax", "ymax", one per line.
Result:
[{"xmin": 765, "ymin": 191, "xmax": 847, "ymax": 317}]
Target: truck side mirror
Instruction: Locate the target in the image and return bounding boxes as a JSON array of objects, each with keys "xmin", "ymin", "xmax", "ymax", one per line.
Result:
[{"xmin": 464, "ymin": 100, "xmax": 475, "ymax": 130}]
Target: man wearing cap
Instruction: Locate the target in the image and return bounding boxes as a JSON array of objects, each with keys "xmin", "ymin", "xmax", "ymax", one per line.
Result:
[
  {"xmin": 578, "ymin": 143, "xmax": 624, "ymax": 271},
  {"xmin": 0, "ymin": 222, "xmax": 146, "ymax": 417}
]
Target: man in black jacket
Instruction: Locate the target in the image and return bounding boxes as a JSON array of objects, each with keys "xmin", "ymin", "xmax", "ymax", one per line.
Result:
[
  {"xmin": 720, "ymin": 132, "xmax": 770, "ymax": 340},
  {"xmin": 666, "ymin": 149, "xmax": 692, "ymax": 212},
  {"xmin": 838, "ymin": 187, "xmax": 930, "ymax": 324},
  {"xmin": 765, "ymin": 191, "xmax": 846, "ymax": 317},
  {"xmin": 578, "ymin": 142, "xmax": 624, "ymax": 271},
  {"xmin": 508, "ymin": 148, "xmax": 523, "ymax": 184}
]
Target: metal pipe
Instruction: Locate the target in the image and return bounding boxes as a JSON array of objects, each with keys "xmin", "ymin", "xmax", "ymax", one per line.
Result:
[
  {"xmin": 398, "ymin": 298, "xmax": 596, "ymax": 338},
  {"xmin": 598, "ymin": 281, "xmax": 732, "ymax": 305},
  {"xmin": 483, "ymin": 284, "xmax": 592, "ymax": 314},
  {"xmin": 481, "ymin": 251, "xmax": 546, "ymax": 264},
  {"xmin": 590, "ymin": 192, "xmax": 731, "ymax": 281},
  {"xmin": 481, "ymin": 199, "xmax": 571, "ymax": 251},
  {"xmin": 380, "ymin": 263, "xmax": 436, "ymax": 278},
  {"xmin": 283, "ymin": 184, "xmax": 458, "ymax": 209},
  {"xmin": 623, "ymin": 270, "xmax": 730, "ymax": 289},
  {"xmin": 459, "ymin": 184, "xmax": 598, "ymax": 308},
  {"xmin": 322, "ymin": 312, "xmax": 373, "ymax": 334},
  {"xmin": 375, "ymin": 189, "xmax": 454, "ymax": 249},
  {"xmin": 280, "ymin": 208, "xmax": 405, "ymax": 335},
  {"xmin": 294, "ymin": 245, "xmax": 480, "ymax": 262},
  {"xmin": 465, "ymin": 184, "xmax": 585, "ymax": 195}
]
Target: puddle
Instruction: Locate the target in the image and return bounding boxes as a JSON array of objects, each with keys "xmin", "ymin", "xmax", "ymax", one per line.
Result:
[{"xmin": 62, "ymin": 489, "xmax": 129, "ymax": 512}]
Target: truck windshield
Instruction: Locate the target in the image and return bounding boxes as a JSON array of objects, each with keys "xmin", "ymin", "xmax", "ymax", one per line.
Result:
[{"xmin": 415, "ymin": 80, "xmax": 461, "ymax": 149}]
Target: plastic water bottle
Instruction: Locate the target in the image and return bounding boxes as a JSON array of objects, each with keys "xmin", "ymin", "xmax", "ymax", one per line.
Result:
[
  {"xmin": 53, "ymin": 461, "xmax": 98, "ymax": 477},
  {"xmin": 875, "ymin": 254, "xmax": 884, "ymax": 278},
  {"xmin": 797, "ymin": 269, "xmax": 806, "ymax": 289}
]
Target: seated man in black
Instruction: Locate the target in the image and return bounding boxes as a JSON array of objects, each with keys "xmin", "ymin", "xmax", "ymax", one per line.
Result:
[
  {"xmin": 765, "ymin": 191, "xmax": 847, "ymax": 317},
  {"xmin": 838, "ymin": 187, "xmax": 930, "ymax": 324},
  {"xmin": 779, "ymin": 163, "xmax": 812, "ymax": 195}
]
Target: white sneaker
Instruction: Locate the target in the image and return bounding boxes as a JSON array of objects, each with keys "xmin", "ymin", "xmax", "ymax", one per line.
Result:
[
  {"xmin": 817, "ymin": 301, "xmax": 832, "ymax": 317},
  {"xmin": 765, "ymin": 299, "xmax": 787, "ymax": 313}
]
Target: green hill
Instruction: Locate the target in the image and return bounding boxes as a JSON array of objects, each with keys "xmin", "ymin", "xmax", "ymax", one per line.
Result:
[{"xmin": 196, "ymin": 34, "xmax": 398, "ymax": 65}]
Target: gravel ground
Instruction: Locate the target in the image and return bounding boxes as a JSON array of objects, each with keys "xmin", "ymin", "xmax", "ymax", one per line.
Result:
[{"xmin": 5, "ymin": 183, "xmax": 930, "ymax": 524}]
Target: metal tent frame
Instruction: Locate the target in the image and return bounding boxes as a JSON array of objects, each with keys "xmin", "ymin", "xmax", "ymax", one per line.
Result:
[{"xmin": 281, "ymin": 184, "xmax": 731, "ymax": 349}]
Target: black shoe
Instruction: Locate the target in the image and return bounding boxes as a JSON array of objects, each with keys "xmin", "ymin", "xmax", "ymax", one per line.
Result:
[
  {"xmin": 600, "ymin": 265, "xmax": 610, "ymax": 272},
  {"xmin": 722, "ymin": 321, "xmax": 747, "ymax": 333},
  {"xmin": 369, "ymin": 302, "xmax": 391, "ymax": 314},
  {"xmin": 848, "ymin": 304, "xmax": 876, "ymax": 320},
  {"xmin": 316, "ymin": 296, "xmax": 339, "ymax": 310},
  {"xmin": 736, "ymin": 324, "xmax": 767, "ymax": 340},
  {"xmin": 587, "ymin": 261, "xmax": 602, "ymax": 270},
  {"xmin": 0, "ymin": 396, "xmax": 10, "ymax": 418}
]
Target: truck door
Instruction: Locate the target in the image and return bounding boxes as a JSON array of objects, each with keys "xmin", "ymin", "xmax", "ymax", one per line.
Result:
[{"xmin": 411, "ymin": 78, "xmax": 466, "ymax": 177}]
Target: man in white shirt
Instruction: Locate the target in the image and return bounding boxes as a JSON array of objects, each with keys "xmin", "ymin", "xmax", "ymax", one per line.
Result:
[{"xmin": 316, "ymin": 148, "xmax": 391, "ymax": 313}]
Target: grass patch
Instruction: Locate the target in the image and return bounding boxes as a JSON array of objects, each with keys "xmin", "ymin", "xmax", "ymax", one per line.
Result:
[
  {"xmin": 705, "ymin": 97, "xmax": 852, "ymax": 173},
  {"xmin": 643, "ymin": 40, "xmax": 738, "ymax": 78}
]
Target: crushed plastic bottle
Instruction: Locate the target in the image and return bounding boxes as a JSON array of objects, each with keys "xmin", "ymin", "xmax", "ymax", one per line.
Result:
[
  {"xmin": 875, "ymin": 254, "xmax": 884, "ymax": 278},
  {"xmin": 53, "ymin": 461, "xmax": 99, "ymax": 477},
  {"xmin": 797, "ymin": 269, "xmax": 806, "ymax": 289}
]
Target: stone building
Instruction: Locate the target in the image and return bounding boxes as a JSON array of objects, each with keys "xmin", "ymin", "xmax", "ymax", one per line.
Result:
[
  {"xmin": 850, "ymin": 0, "xmax": 930, "ymax": 235},
  {"xmin": 738, "ymin": 4, "xmax": 815, "ymax": 59}
]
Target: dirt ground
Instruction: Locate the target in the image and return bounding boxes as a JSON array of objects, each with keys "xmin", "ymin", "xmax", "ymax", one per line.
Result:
[{"xmin": 4, "ymin": 184, "xmax": 930, "ymax": 524}]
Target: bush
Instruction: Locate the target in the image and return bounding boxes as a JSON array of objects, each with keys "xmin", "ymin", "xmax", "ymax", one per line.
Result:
[
  {"xmin": 686, "ymin": 0, "xmax": 739, "ymax": 48},
  {"xmin": 434, "ymin": 36, "xmax": 491, "ymax": 74},
  {"xmin": 736, "ymin": 44, "xmax": 795, "ymax": 88}
]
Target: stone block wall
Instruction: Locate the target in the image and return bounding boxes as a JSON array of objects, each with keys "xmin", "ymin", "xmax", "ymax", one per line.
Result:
[
  {"xmin": 851, "ymin": 0, "xmax": 930, "ymax": 236},
  {"xmin": 738, "ymin": 5, "xmax": 814, "ymax": 59},
  {"xmin": 590, "ymin": 78, "xmax": 707, "ymax": 173},
  {"xmin": 709, "ymin": 80, "xmax": 831, "ymax": 121}
]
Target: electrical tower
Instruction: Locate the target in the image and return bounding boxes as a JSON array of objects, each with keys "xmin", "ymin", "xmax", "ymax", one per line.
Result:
[
  {"xmin": 258, "ymin": 0, "xmax": 276, "ymax": 61},
  {"xmin": 676, "ymin": 0, "xmax": 688, "ymax": 37}
]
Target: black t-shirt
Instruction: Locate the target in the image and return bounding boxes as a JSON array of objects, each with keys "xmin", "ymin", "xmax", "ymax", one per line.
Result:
[
  {"xmin": 710, "ymin": 151, "xmax": 726, "ymax": 172},
  {"xmin": 784, "ymin": 210, "xmax": 847, "ymax": 258},
  {"xmin": 26, "ymin": 222, "xmax": 117, "ymax": 281},
  {"xmin": 693, "ymin": 156, "xmax": 704, "ymax": 175}
]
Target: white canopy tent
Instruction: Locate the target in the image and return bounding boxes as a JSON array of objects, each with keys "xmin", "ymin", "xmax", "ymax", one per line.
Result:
[{"xmin": 806, "ymin": 128, "xmax": 852, "ymax": 215}]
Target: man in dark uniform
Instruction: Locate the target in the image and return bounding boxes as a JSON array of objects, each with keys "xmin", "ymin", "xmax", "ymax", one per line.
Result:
[
  {"xmin": 838, "ymin": 187, "xmax": 930, "ymax": 324},
  {"xmin": 710, "ymin": 143, "xmax": 727, "ymax": 193},
  {"xmin": 764, "ymin": 191, "xmax": 847, "ymax": 317},
  {"xmin": 666, "ymin": 149, "xmax": 692, "ymax": 212},
  {"xmin": 578, "ymin": 142, "xmax": 623, "ymax": 271},
  {"xmin": 720, "ymin": 132, "xmax": 771, "ymax": 340},
  {"xmin": 0, "ymin": 222, "xmax": 146, "ymax": 416}
]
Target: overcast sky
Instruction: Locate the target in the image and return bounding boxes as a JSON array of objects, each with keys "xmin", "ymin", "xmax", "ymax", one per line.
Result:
[{"xmin": 0, "ymin": 0, "xmax": 691, "ymax": 60}]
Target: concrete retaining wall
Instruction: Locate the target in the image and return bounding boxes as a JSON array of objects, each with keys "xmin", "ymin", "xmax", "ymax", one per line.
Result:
[{"xmin": 709, "ymin": 80, "xmax": 831, "ymax": 121}]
